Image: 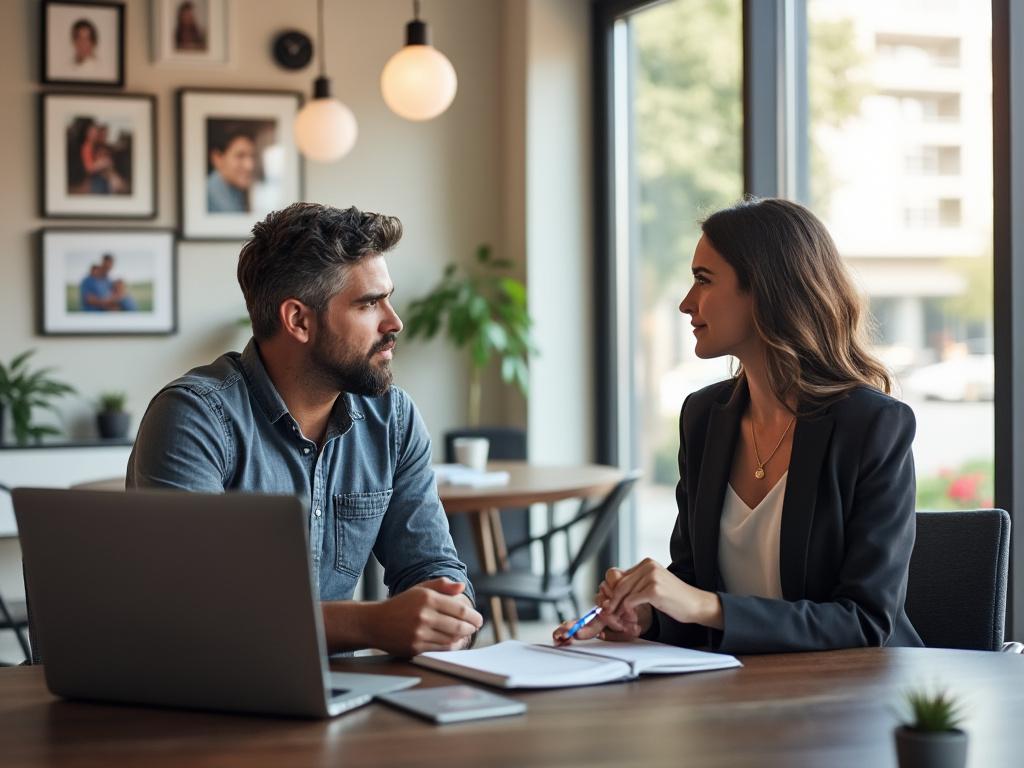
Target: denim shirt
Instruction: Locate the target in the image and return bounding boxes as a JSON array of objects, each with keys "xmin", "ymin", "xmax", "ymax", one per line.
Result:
[{"xmin": 126, "ymin": 339, "xmax": 473, "ymax": 604}]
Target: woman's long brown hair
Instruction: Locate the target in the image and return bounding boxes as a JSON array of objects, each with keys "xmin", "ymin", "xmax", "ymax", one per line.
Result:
[{"xmin": 701, "ymin": 197, "xmax": 892, "ymax": 413}]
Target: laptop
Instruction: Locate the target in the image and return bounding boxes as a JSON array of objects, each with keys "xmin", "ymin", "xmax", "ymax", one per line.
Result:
[{"xmin": 13, "ymin": 487, "xmax": 420, "ymax": 718}]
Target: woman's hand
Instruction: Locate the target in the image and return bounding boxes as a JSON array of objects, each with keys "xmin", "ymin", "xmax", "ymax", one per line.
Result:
[
  {"xmin": 551, "ymin": 568, "xmax": 653, "ymax": 645},
  {"xmin": 601, "ymin": 558, "xmax": 723, "ymax": 630}
]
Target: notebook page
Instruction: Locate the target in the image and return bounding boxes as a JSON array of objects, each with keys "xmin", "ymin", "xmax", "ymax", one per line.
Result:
[
  {"xmin": 554, "ymin": 638, "xmax": 742, "ymax": 674},
  {"xmin": 415, "ymin": 640, "xmax": 633, "ymax": 688}
]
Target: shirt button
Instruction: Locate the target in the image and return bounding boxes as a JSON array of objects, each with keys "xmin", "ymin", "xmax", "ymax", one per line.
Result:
[
  {"xmin": 302, "ymin": 447, "xmax": 311, "ymax": 455},
  {"xmin": 314, "ymin": 508, "xmax": 322, "ymax": 518}
]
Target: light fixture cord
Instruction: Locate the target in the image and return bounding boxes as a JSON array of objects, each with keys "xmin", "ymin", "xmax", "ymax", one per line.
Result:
[
  {"xmin": 413, "ymin": 0, "xmax": 420, "ymax": 20},
  {"xmin": 317, "ymin": 0, "xmax": 326, "ymax": 77}
]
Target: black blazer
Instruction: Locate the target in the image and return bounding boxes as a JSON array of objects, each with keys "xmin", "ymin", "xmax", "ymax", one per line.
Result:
[{"xmin": 648, "ymin": 377, "xmax": 923, "ymax": 653}]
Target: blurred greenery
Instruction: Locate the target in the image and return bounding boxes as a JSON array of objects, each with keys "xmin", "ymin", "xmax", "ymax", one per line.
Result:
[
  {"xmin": 943, "ymin": 249, "xmax": 994, "ymax": 327},
  {"xmin": 0, "ymin": 350, "xmax": 76, "ymax": 444},
  {"xmin": 403, "ymin": 245, "xmax": 537, "ymax": 426},
  {"xmin": 917, "ymin": 458, "xmax": 994, "ymax": 511},
  {"xmin": 901, "ymin": 688, "xmax": 964, "ymax": 733},
  {"xmin": 98, "ymin": 391, "xmax": 128, "ymax": 413},
  {"xmin": 632, "ymin": 0, "xmax": 865, "ymax": 301}
]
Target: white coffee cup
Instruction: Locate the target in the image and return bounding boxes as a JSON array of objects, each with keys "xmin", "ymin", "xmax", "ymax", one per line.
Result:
[{"xmin": 453, "ymin": 437, "xmax": 490, "ymax": 472}]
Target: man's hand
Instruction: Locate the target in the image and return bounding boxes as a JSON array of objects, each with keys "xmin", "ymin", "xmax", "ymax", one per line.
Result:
[{"xmin": 367, "ymin": 578, "xmax": 483, "ymax": 657}]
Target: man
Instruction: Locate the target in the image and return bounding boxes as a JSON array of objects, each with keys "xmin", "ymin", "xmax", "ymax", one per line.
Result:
[
  {"xmin": 79, "ymin": 264, "xmax": 109, "ymax": 312},
  {"xmin": 206, "ymin": 128, "xmax": 257, "ymax": 213},
  {"xmin": 128, "ymin": 203, "xmax": 482, "ymax": 656},
  {"xmin": 70, "ymin": 19, "xmax": 98, "ymax": 67},
  {"xmin": 81, "ymin": 253, "xmax": 135, "ymax": 311}
]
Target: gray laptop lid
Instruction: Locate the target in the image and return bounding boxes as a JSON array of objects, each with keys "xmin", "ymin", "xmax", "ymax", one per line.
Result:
[{"xmin": 13, "ymin": 487, "xmax": 413, "ymax": 718}]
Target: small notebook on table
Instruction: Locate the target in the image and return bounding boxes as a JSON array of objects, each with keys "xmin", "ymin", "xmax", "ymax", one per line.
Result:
[{"xmin": 413, "ymin": 639, "xmax": 741, "ymax": 689}]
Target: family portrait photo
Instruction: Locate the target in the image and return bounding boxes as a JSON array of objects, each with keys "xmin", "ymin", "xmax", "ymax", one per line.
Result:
[
  {"xmin": 40, "ymin": 229, "xmax": 176, "ymax": 335},
  {"xmin": 42, "ymin": 0, "xmax": 124, "ymax": 87},
  {"xmin": 42, "ymin": 93, "xmax": 156, "ymax": 218},
  {"xmin": 152, "ymin": 0, "xmax": 230, "ymax": 66},
  {"xmin": 179, "ymin": 89, "xmax": 302, "ymax": 239},
  {"xmin": 66, "ymin": 115, "xmax": 133, "ymax": 196}
]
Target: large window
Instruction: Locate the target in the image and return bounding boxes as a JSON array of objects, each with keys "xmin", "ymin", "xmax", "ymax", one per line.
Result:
[
  {"xmin": 598, "ymin": 0, "xmax": 998, "ymax": 571},
  {"xmin": 611, "ymin": 0, "xmax": 743, "ymax": 564},
  {"xmin": 808, "ymin": 0, "xmax": 994, "ymax": 512}
]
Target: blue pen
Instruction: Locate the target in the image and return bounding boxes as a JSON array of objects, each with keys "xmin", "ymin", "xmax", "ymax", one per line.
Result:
[{"xmin": 563, "ymin": 606, "xmax": 603, "ymax": 640}]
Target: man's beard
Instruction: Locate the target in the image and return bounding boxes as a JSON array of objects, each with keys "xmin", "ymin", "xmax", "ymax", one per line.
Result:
[{"xmin": 311, "ymin": 328, "xmax": 396, "ymax": 397}]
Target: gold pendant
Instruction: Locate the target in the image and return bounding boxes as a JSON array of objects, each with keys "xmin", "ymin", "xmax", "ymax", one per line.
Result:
[{"xmin": 754, "ymin": 467, "xmax": 765, "ymax": 479}]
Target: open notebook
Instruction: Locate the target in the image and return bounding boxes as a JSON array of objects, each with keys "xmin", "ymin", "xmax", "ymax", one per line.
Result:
[{"xmin": 413, "ymin": 639, "xmax": 742, "ymax": 689}]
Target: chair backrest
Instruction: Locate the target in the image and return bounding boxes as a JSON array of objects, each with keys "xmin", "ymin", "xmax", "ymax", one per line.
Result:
[
  {"xmin": 567, "ymin": 471, "xmax": 642, "ymax": 579},
  {"xmin": 905, "ymin": 509, "xmax": 1010, "ymax": 651},
  {"xmin": 443, "ymin": 427, "xmax": 527, "ymax": 463}
]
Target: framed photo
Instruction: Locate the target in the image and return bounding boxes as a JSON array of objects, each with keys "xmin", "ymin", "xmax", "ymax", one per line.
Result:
[
  {"xmin": 39, "ymin": 229, "xmax": 177, "ymax": 336},
  {"xmin": 42, "ymin": 1, "xmax": 124, "ymax": 87},
  {"xmin": 41, "ymin": 92, "xmax": 157, "ymax": 219},
  {"xmin": 151, "ymin": 0, "xmax": 230, "ymax": 66},
  {"xmin": 178, "ymin": 88, "xmax": 303, "ymax": 240}
]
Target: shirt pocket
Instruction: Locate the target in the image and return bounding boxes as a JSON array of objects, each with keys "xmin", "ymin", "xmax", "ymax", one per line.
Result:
[{"xmin": 334, "ymin": 489, "xmax": 392, "ymax": 577}]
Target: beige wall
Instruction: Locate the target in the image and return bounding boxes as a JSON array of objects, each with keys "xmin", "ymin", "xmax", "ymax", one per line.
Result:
[
  {"xmin": 520, "ymin": 0, "xmax": 594, "ymax": 464},
  {"xmin": 0, "ymin": 0, "xmax": 510, "ymax": 446}
]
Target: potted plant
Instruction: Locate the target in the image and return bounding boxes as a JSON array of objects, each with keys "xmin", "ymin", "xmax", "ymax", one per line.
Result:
[
  {"xmin": 97, "ymin": 391, "xmax": 131, "ymax": 440},
  {"xmin": 894, "ymin": 688, "xmax": 968, "ymax": 768},
  {"xmin": 0, "ymin": 350, "xmax": 76, "ymax": 445},
  {"xmin": 403, "ymin": 244, "xmax": 538, "ymax": 426}
]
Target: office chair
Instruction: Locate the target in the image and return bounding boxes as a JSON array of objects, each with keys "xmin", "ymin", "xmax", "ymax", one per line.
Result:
[
  {"xmin": 471, "ymin": 470, "xmax": 641, "ymax": 629},
  {"xmin": 905, "ymin": 509, "xmax": 1020, "ymax": 652},
  {"xmin": 0, "ymin": 483, "xmax": 31, "ymax": 664}
]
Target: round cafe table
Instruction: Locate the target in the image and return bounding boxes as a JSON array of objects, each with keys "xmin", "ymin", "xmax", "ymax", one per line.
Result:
[{"xmin": 437, "ymin": 461, "xmax": 626, "ymax": 642}]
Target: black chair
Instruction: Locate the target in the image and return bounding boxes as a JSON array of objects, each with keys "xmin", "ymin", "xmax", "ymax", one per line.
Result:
[
  {"xmin": 0, "ymin": 483, "xmax": 31, "ymax": 664},
  {"xmin": 905, "ymin": 509, "xmax": 1019, "ymax": 652},
  {"xmin": 471, "ymin": 471, "xmax": 641, "ymax": 626},
  {"xmin": 443, "ymin": 427, "xmax": 536, "ymax": 620}
]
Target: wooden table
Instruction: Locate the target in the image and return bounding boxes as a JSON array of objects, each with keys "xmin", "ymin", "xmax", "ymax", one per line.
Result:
[
  {"xmin": 1, "ymin": 648, "xmax": 1021, "ymax": 767},
  {"xmin": 437, "ymin": 462, "xmax": 625, "ymax": 641}
]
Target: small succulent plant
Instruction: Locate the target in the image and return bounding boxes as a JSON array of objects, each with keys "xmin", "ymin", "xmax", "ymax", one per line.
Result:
[{"xmin": 902, "ymin": 688, "xmax": 964, "ymax": 733}]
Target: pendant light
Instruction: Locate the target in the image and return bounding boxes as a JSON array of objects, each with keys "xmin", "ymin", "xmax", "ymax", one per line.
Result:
[
  {"xmin": 380, "ymin": 0, "xmax": 458, "ymax": 121},
  {"xmin": 294, "ymin": 0, "xmax": 358, "ymax": 162}
]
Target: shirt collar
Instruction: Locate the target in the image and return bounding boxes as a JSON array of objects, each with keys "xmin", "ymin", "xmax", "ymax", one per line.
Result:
[{"xmin": 239, "ymin": 338, "xmax": 365, "ymax": 435}]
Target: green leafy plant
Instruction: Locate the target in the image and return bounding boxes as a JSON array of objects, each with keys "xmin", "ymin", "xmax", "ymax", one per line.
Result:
[
  {"xmin": 403, "ymin": 244, "xmax": 538, "ymax": 426},
  {"xmin": 98, "ymin": 391, "xmax": 128, "ymax": 413},
  {"xmin": 901, "ymin": 689, "xmax": 965, "ymax": 733},
  {"xmin": 0, "ymin": 350, "xmax": 76, "ymax": 444}
]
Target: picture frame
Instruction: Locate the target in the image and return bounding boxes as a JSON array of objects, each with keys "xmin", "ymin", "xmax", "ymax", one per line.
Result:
[
  {"xmin": 41, "ymin": 92, "xmax": 157, "ymax": 219},
  {"xmin": 178, "ymin": 88, "xmax": 303, "ymax": 241},
  {"xmin": 38, "ymin": 228, "xmax": 177, "ymax": 336},
  {"xmin": 151, "ymin": 0, "xmax": 231, "ymax": 67},
  {"xmin": 42, "ymin": 0, "xmax": 125, "ymax": 87}
]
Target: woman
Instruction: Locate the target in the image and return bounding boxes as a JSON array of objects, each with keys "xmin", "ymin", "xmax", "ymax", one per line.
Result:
[
  {"xmin": 174, "ymin": 2, "xmax": 207, "ymax": 51},
  {"xmin": 556, "ymin": 197, "xmax": 922, "ymax": 653}
]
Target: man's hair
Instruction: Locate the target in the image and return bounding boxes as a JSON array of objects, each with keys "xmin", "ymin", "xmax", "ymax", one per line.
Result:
[
  {"xmin": 237, "ymin": 203, "xmax": 403, "ymax": 340},
  {"xmin": 209, "ymin": 124, "xmax": 255, "ymax": 155},
  {"xmin": 72, "ymin": 19, "xmax": 97, "ymax": 44}
]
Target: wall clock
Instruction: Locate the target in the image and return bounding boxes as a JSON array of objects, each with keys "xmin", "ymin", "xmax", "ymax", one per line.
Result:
[{"xmin": 273, "ymin": 30, "xmax": 313, "ymax": 70}]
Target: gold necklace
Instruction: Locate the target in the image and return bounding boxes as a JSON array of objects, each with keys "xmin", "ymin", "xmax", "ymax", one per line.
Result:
[{"xmin": 750, "ymin": 415, "xmax": 796, "ymax": 479}]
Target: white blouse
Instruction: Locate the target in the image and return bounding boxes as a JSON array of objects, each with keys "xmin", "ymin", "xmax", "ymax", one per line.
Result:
[{"xmin": 718, "ymin": 472, "xmax": 787, "ymax": 599}]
